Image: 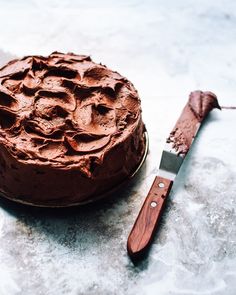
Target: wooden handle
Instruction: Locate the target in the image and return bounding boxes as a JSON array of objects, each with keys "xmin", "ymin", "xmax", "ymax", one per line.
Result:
[{"xmin": 127, "ymin": 176, "xmax": 173, "ymax": 259}]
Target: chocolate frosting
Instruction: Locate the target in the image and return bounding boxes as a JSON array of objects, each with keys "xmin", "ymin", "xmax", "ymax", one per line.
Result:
[
  {"xmin": 0, "ymin": 52, "xmax": 145, "ymax": 205},
  {"xmin": 167, "ymin": 91, "xmax": 220, "ymax": 155},
  {"xmin": 188, "ymin": 91, "xmax": 221, "ymax": 121},
  {"xmin": 0, "ymin": 52, "xmax": 142, "ymax": 177}
]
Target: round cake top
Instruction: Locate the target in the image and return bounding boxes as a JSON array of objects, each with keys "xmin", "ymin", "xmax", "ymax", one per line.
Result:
[{"xmin": 0, "ymin": 52, "xmax": 142, "ymax": 176}]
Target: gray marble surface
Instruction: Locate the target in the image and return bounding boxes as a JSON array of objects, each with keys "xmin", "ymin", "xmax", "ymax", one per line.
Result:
[{"xmin": 0, "ymin": 1, "xmax": 236, "ymax": 294}]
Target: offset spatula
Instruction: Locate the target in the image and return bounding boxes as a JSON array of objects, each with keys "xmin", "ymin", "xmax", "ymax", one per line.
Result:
[{"xmin": 127, "ymin": 90, "xmax": 221, "ymax": 259}]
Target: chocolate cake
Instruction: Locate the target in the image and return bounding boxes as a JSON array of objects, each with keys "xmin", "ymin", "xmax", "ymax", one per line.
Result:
[{"xmin": 0, "ymin": 52, "xmax": 146, "ymax": 206}]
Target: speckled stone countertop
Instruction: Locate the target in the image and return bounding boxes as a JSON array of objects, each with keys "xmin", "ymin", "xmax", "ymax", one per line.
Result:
[{"xmin": 0, "ymin": 1, "xmax": 236, "ymax": 294}]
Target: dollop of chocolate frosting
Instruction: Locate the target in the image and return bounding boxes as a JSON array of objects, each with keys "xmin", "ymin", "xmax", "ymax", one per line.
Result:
[
  {"xmin": 167, "ymin": 90, "xmax": 220, "ymax": 155},
  {"xmin": 0, "ymin": 52, "xmax": 142, "ymax": 177},
  {"xmin": 188, "ymin": 91, "xmax": 221, "ymax": 121}
]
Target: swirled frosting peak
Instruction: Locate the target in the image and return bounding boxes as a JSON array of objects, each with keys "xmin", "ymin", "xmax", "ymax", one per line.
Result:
[{"xmin": 0, "ymin": 52, "xmax": 143, "ymax": 177}]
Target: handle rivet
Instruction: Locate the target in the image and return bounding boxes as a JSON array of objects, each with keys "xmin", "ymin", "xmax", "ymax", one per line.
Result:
[
  {"xmin": 151, "ymin": 201, "xmax": 157, "ymax": 208},
  {"xmin": 158, "ymin": 182, "xmax": 165, "ymax": 188}
]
